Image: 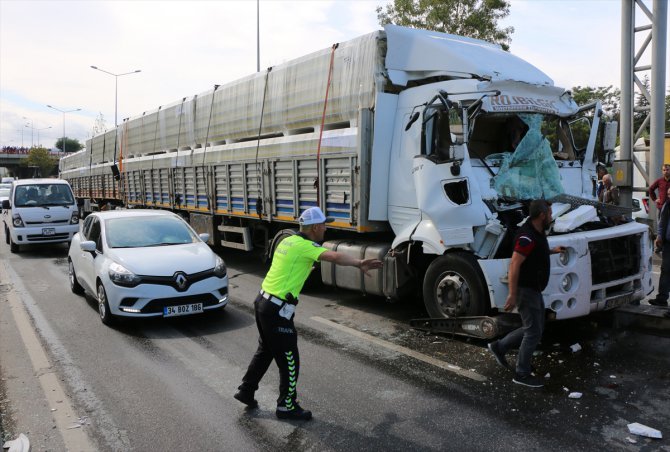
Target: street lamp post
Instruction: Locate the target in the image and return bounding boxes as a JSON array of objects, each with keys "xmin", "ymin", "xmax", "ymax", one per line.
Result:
[
  {"xmin": 46, "ymin": 105, "xmax": 81, "ymax": 152},
  {"xmin": 23, "ymin": 117, "xmax": 33, "ymax": 147},
  {"xmin": 90, "ymin": 65, "xmax": 141, "ymax": 128},
  {"xmin": 36, "ymin": 126, "xmax": 52, "ymax": 147}
]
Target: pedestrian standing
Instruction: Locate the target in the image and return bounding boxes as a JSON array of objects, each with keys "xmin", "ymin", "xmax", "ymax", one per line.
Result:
[
  {"xmin": 234, "ymin": 207, "xmax": 383, "ymax": 420},
  {"xmin": 487, "ymin": 200, "xmax": 565, "ymax": 388},
  {"xmin": 650, "ymin": 187, "xmax": 670, "ymax": 313},
  {"xmin": 649, "ymin": 164, "xmax": 670, "ymax": 214}
]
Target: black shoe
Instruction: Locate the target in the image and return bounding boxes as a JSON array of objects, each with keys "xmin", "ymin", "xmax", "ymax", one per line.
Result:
[
  {"xmin": 648, "ymin": 298, "xmax": 668, "ymax": 307},
  {"xmin": 487, "ymin": 341, "xmax": 512, "ymax": 371},
  {"xmin": 234, "ymin": 390, "xmax": 258, "ymax": 408},
  {"xmin": 512, "ymin": 374, "xmax": 544, "ymax": 388},
  {"xmin": 276, "ymin": 403, "xmax": 312, "ymax": 421}
]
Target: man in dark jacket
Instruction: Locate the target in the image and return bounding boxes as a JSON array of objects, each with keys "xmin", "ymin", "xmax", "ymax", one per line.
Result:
[
  {"xmin": 650, "ymin": 187, "xmax": 670, "ymax": 312},
  {"xmin": 487, "ymin": 200, "xmax": 565, "ymax": 388}
]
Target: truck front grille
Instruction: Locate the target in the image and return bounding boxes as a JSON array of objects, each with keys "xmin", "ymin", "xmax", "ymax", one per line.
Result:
[{"xmin": 589, "ymin": 234, "xmax": 640, "ymax": 284}]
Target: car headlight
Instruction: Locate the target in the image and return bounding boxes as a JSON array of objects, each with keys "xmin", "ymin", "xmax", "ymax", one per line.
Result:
[
  {"xmin": 213, "ymin": 255, "xmax": 227, "ymax": 278},
  {"xmin": 108, "ymin": 262, "xmax": 142, "ymax": 287},
  {"xmin": 12, "ymin": 215, "xmax": 24, "ymax": 228},
  {"xmin": 70, "ymin": 212, "xmax": 79, "ymax": 224}
]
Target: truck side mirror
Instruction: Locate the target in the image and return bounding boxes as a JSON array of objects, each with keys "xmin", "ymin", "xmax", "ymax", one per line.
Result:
[
  {"xmin": 2, "ymin": 200, "xmax": 9, "ymax": 209},
  {"xmin": 405, "ymin": 112, "xmax": 420, "ymax": 131}
]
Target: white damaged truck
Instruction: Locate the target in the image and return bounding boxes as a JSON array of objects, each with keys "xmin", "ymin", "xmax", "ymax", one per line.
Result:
[{"xmin": 60, "ymin": 25, "xmax": 653, "ymax": 331}]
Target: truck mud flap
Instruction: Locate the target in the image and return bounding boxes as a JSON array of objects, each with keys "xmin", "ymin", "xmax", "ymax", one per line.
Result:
[{"xmin": 410, "ymin": 314, "xmax": 521, "ymax": 339}]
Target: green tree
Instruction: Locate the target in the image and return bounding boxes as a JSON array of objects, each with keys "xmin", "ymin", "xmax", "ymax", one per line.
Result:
[
  {"xmin": 377, "ymin": 0, "xmax": 514, "ymax": 50},
  {"xmin": 571, "ymin": 85, "xmax": 621, "ymax": 122},
  {"xmin": 22, "ymin": 147, "xmax": 57, "ymax": 177},
  {"xmin": 634, "ymin": 75, "xmax": 650, "ymax": 134},
  {"xmin": 55, "ymin": 137, "xmax": 83, "ymax": 153}
]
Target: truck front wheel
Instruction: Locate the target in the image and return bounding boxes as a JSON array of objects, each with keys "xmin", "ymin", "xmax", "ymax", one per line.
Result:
[{"xmin": 422, "ymin": 253, "xmax": 488, "ymax": 318}]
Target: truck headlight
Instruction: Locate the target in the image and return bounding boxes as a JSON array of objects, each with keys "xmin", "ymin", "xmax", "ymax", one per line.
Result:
[
  {"xmin": 12, "ymin": 215, "xmax": 24, "ymax": 228},
  {"xmin": 558, "ymin": 249, "xmax": 570, "ymax": 266},
  {"xmin": 561, "ymin": 274, "xmax": 573, "ymax": 292},
  {"xmin": 70, "ymin": 212, "xmax": 79, "ymax": 224},
  {"xmin": 213, "ymin": 255, "xmax": 227, "ymax": 278},
  {"xmin": 109, "ymin": 262, "xmax": 141, "ymax": 287}
]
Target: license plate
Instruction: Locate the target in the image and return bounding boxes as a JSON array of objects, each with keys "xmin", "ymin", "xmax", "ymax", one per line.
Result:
[
  {"xmin": 43, "ymin": 228, "xmax": 55, "ymax": 236},
  {"xmin": 605, "ymin": 292, "xmax": 634, "ymax": 309},
  {"xmin": 163, "ymin": 303, "xmax": 203, "ymax": 317}
]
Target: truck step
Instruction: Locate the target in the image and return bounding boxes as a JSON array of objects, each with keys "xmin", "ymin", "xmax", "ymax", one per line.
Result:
[
  {"xmin": 410, "ymin": 314, "xmax": 521, "ymax": 339},
  {"xmin": 217, "ymin": 225, "xmax": 252, "ymax": 251}
]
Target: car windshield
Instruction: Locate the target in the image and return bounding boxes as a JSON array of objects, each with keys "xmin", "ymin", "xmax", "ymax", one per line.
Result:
[
  {"xmin": 13, "ymin": 184, "xmax": 75, "ymax": 207},
  {"xmin": 105, "ymin": 215, "xmax": 198, "ymax": 248}
]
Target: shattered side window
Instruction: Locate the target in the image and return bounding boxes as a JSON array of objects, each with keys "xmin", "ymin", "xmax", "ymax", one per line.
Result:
[{"xmin": 492, "ymin": 113, "xmax": 564, "ymax": 200}]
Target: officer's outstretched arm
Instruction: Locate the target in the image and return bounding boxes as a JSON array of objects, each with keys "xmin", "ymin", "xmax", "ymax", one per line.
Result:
[{"xmin": 319, "ymin": 251, "xmax": 383, "ymax": 276}]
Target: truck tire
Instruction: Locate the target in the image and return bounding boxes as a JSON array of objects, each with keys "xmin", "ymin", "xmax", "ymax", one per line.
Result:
[
  {"xmin": 422, "ymin": 252, "xmax": 488, "ymax": 318},
  {"xmin": 9, "ymin": 236, "xmax": 19, "ymax": 254}
]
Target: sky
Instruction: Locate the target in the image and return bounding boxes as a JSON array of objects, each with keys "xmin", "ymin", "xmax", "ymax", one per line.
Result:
[{"xmin": 0, "ymin": 0, "xmax": 667, "ymax": 149}]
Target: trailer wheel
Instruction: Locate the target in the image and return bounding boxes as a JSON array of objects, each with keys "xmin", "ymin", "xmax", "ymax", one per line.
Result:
[{"xmin": 422, "ymin": 252, "xmax": 488, "ymax": 318}]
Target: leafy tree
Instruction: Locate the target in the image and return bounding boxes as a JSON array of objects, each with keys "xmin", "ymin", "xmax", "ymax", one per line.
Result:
[
  {"xmin": 571, "ymin": 85, "xmax": 621, "ymax": 122},
  {"xmin": 91, "ymin": 112, "xmax": 107, "ymax": 138},
  {"xmin": 634, "ymin": 75, "xmax": 651, "ymax": 134},
  {"xmin": 55, "ymin": 137, "xmax": 83, "ymax": 153},
  {"xmin": 22, "ymin": 147, "xmax": 57, "ymax": 177},
  {"xmin": 377, "ymin": 0, "xmax": 514, "ymax": 50}
]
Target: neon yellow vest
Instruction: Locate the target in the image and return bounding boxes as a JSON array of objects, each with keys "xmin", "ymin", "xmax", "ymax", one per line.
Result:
[{"xmin": 261, "ymin": 234, "xmax": 326, "ymax": 300}]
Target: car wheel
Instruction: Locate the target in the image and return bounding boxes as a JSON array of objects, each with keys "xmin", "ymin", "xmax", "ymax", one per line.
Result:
[
  {"xmin": 68, "ymin": 259, "xmax": 84, "ymax": 295},
  {"xmin": 9, "ymin": 236, "xmax": 19, "ymax": 254},
  {"xmin": 97, "ymin": 282, "xmax": 115, "ymax": 326}
]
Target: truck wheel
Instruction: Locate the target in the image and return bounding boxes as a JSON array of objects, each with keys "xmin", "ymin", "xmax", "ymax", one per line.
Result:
[
  {"xmin": 9, "ymin": 237, "xmax": 19, "ymax": 254},
  {"xmin": 422, "ymin": 252, "xmax": 488, "ymax": 318}
]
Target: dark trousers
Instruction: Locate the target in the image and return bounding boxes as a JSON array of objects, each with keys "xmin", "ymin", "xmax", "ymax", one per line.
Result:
[
  {"xmin": 497, "ymin": 287, "xmax": 545, "ymax": 377},
  {"xmin": 239, "ymin": 293, "xmax": 300, "ymax": 408},
  {"xmin": 656, "ymin": 245, "xmax": 670, "ymax": 303}
]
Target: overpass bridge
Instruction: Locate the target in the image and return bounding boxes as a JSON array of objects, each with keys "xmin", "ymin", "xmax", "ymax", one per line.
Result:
[{"xmin": 0, "ymin": 148, "xmax": 67, "ymax": 177}]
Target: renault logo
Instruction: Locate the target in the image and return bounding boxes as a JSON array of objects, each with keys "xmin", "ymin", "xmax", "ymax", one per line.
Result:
[{"xmin": 174, "ymin": 272, "xmax": 188, "ymax": 290}]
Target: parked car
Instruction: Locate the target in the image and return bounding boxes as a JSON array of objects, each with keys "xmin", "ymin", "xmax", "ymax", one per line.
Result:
[{"xmin": 68, "ymin": 209, "xmax": 229, "ymax": 325}]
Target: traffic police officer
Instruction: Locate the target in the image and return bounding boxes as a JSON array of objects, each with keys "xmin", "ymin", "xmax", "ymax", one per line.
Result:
[{"xmin": 234, "ymin": 207, "xmax": 383, "ymax": 420}]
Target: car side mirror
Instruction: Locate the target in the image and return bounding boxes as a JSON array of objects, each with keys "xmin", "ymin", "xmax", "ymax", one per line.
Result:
[
  {"xmin": 2, "ymin": 200, "xmax": 9, "ymax": 209},
  {"xmin": 199, "ymin": 233, "xmax": 210, "ymax": 242},
  {"xmin": 79, "ymin": 240, "xmax": 96, "ymax": 253}
]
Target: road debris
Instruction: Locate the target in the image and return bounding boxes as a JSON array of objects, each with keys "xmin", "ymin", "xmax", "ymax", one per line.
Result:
[
  {"xmin": 570, "ymin": 343, "xmax": 582, "ymax": 353},
  {"xmin": 627, "ymin": 422, "xmax": 662, "ymax": 439},
  {"xmin": 568, "ymin": 392, "xmax": 583, "ymax": 399},
  {"xmin": 67, "ymin": 416, "xmax": 91, "ymax": 429}
]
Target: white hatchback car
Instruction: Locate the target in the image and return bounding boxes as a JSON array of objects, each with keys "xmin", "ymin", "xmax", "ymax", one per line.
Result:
[{"xmin": 68, "ymin": 209, "xmax": 228, "ymax": 325}]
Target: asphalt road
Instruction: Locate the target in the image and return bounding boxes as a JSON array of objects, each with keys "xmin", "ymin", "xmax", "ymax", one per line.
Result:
[{"xmin": 1, "ymin": 241, "xmax": 669, "ymax": 451}]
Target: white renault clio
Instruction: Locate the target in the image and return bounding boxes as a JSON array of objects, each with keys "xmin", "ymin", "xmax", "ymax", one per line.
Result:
[{"xmin": 68, "ymin": 209, "xmax": 228, "ymax": 325}]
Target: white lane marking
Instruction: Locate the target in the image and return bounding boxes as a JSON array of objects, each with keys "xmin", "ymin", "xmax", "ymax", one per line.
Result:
[
  {"xmin": 1, "ymin": 262, "xmax": 96, "ymax": 451},
  {"xmin": 310, "ymin": 316, "xmax": 487, "ymax": 382}
]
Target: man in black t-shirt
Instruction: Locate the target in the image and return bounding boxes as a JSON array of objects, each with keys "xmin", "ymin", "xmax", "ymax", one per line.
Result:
[{"xmin": 488, "ymin": 200, "xmax": 565, "ymax": 388}]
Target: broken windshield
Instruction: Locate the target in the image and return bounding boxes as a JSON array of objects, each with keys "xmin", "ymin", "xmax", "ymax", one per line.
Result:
[{"xmin": 469, "ymin": 112, "xmax": 567, "ymax": 200}]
